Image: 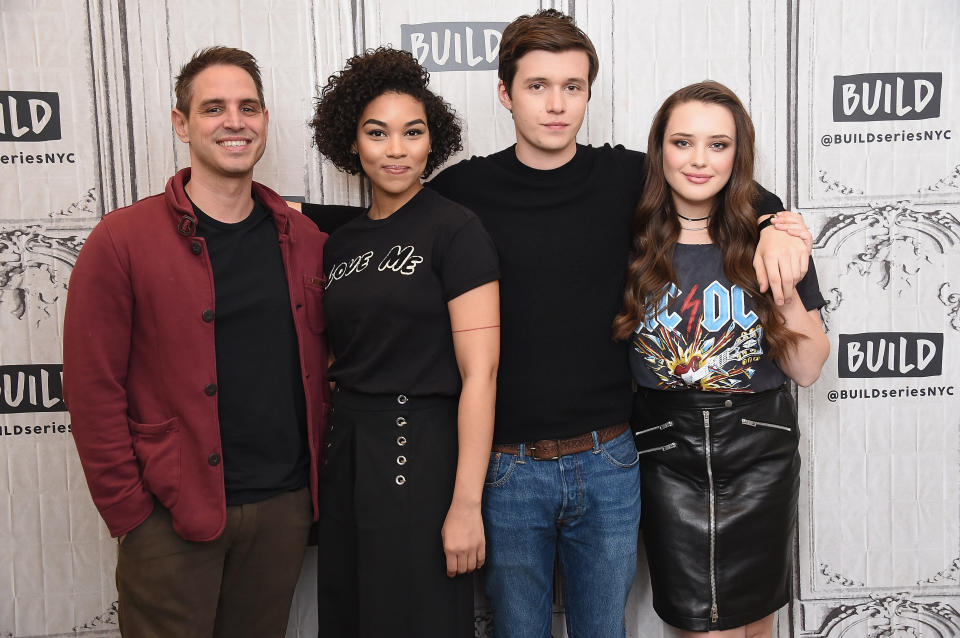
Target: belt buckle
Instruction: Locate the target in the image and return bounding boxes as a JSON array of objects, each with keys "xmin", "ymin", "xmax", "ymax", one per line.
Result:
[{"xmin": 529, "ymin": 440, "xmax": 560, "ymax": 461}]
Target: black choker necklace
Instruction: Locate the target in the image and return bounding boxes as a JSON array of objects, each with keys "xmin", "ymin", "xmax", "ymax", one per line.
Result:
[{"xmin": 677, "ymin": 212, "xmax": 711, "ymax": 222}]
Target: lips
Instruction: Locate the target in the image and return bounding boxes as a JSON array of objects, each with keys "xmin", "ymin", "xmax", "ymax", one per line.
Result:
[
  {"xmin": 382, "ymin": 165, "xmax": 410, "ymax": 175},
  {"xmin": 682, "ymin": 173, "xmax": 712, "ymax": 184},
  {"xmin": 543, "ymin": 122, "xmax": 568, "ymax": 131}
]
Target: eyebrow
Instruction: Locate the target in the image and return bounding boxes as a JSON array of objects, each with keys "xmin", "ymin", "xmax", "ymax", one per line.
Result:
[
  {"xmin": 522, "ymin": 76, "xmax": 587, "ymax": 85},
  {"xmin": 669, "ymin": 132, "xmax": 735, "ymax": 140},
  {"xmin": 195, "ymin": 98, "xmax": 260, "ymax": 108},
  {"xmin": 362, "ymin": 118, "xmax": 427, "ymax": 127}
]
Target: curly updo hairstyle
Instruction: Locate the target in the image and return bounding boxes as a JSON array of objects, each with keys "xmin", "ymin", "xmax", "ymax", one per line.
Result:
[{"xmin": 310, "ymin": 47, "xmax": 462, "ymax": 179}]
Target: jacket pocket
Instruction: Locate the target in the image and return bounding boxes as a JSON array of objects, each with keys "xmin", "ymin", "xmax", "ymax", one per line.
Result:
[
  {"xmin": 129, "ymin": 416, "xmax": 182, "ymax": 510},
  {"xmin": 741, "ymin": 418, "xmax": 792, "ymax": 432},
  {"xmin": 637, "ymin": 442, "xmax": 678, "ymax": 456},
  {"xmin": 303, "ymin": 275, "xmax": 326, "ymax": 334},
  {"xmin": 634, "ymin": 420, "xmax": 674, "ymax": 437}
]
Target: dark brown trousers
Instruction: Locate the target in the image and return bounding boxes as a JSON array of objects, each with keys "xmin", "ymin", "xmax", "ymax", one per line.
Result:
[{"xmin": 115, "ymin": 487, "xmax": 312, "ymax": 638}]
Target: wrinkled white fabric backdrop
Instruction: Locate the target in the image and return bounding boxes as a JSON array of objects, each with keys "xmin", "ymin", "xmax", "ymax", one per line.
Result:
[{"xmin": 0, "ymin": 1, "xmax": 958, "ymax": 636}]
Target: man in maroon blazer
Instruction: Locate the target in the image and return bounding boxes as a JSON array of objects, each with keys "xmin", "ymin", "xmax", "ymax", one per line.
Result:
[{"xmin": 62, "ymin": 46, "xmax": 330, "ymax": 638}]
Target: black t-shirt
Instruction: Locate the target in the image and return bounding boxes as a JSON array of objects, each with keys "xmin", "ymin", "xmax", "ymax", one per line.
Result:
[
  {"xmin": 193, "ymin": 196, "xmax": 309, "ymax": 505},
  {"xmin": 322, "ymin": 187, "xmax": 499, "ymax": 396},
  {"xmin": 306, "ymin": 143, "xmax": 785, "ymax": 443},
  {"xmin": 428, "ymin": 144, "xmax": 786, "ymax": 443},
  {"xmin": 630, "ymin": 243, "xmax": 825, "ymax": 392}
]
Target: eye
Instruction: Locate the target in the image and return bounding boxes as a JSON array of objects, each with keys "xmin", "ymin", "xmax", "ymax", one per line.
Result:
[
  {"xmin": 565, "ymin": 84, "xmax": 582, "ymax": 92},
  {"xmin": 673, "ymin": 140, "xmax": 691, "ymax": 148},
  {"xmin": 205, "ymin": 106, "xmax": 223, "ymax": 114},
  {"xmin": 404, "ymin": 128, "xmax": 426, "ymax": 137},
  {"xmin": 366, "ymin": 129, "xmax": 386, "ymax": 138},
  {"xmin": 529, "ymin": 82, "xmax": 544, "ymax": 91},
  {"xmin": 710, "ymin": 141, "xmax": 728, "ymax": 150}
]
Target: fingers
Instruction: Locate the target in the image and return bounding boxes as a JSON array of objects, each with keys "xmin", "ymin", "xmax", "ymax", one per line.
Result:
[
  {"xmin": 754, "ymin": 252, "xmax": 769, "ymax": 293},
  {"xmin": 445, "ymin": 550, "xmax": 457, "ymax": 578},
  {"xmin": 763, "ymin": 254, "xmax": 785, "ymax": 304},
  {"xmin": 444, "ymin": 550, "xmax": 484, "ymax": 577}
]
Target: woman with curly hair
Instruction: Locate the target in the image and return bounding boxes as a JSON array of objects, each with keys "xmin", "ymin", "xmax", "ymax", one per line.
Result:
[
  {"xmin": 613, "ymin": 82, "xmax": 828, "ymax": 638},
  {"xmin": 309, "ymin": 47, "xmax": 499, "ymax": 637}
]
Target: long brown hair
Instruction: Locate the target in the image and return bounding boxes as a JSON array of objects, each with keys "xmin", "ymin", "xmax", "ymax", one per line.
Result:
[{"xmin": 612, "ymin": 81, "xmax": 801, "ymax": 360}]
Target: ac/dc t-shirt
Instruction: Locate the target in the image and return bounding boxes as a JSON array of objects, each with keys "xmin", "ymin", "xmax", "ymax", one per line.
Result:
[
  {"xmin": 323, "ymin": 187, "xmax": 499, "ymax": 397},
  {"xmin": 630, "ymin": 243, "xmax": 825, "ymax": 393}
]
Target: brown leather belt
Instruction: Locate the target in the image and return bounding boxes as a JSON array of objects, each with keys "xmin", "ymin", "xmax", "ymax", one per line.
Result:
[{"xmin": 492, "ymin": 422, "xmax": 630, "ymax": 461}]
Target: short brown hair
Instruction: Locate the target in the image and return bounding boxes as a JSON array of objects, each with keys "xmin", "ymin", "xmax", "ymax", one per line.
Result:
[
  {"xmin": 498, "ymin": 9, "xmax": 599, "ymax": 98},
  {"xmin": 174, "ymin": 46, "xmax": 265, "ymax": 115}
]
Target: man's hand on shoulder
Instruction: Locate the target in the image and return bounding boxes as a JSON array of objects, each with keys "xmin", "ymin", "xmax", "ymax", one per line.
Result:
[{"xmin": 754, "ymin": 211, "xmax": 812, "ymax": 305}]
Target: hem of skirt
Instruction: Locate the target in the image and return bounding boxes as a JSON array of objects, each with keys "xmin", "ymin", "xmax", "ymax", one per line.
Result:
[{"xmin": 655, "ymin": 596, "xmax": 789, "ymax": 632}]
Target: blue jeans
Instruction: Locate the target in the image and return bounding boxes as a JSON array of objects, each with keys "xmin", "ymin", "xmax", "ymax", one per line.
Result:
[{"xmin": 482, "ymin": 429, "xmax": 642, "ymax": 638}]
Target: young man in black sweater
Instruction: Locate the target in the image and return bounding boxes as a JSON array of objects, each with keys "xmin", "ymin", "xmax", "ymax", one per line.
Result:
[{"xmin": 303, "ymin": 10, "xmax": 809, "ymax": 637}]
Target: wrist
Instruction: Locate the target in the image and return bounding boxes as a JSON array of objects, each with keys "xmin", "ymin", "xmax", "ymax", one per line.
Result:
[
  {"xmin": 449, "ymin": 495, "xmax": 482, "ymax": 509},
  {"xmin": 757, "ymin": 216, "xmax": 775, "ymax": 234}
]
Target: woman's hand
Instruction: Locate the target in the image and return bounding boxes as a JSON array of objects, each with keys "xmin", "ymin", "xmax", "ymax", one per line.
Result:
[{"xmin": 441, "ymin": 499, "xmax": 486, "ymax": 577}]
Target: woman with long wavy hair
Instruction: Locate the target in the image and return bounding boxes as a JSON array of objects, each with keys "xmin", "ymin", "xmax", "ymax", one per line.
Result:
[{"xmin": 614, "ymin": 81, "xmax": 829, "ymax": 638}]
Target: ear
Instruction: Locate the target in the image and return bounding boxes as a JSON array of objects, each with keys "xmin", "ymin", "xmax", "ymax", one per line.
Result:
[
  {"xmin": 497, "ymin": 80, "xmax": 513, "ymax": 113},
  {"xmin": 171, "ymin": 109, "xmax": 189, "ymax": 143}
]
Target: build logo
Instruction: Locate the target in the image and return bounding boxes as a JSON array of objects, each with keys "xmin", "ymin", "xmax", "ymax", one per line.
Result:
[
  {"xmin": 0, "ymin": 91, "xmax": 61, "ymax": 142},
  {"xmin": 838, "ymin": 332, "xmax": 943, "ymax": 378},
  {"xmin": 833, "ymin": 73, "xmax": 941, "ymax": 122},
  {"xmin": 0, "ymin": 364, "xmax": 65, "ymax": 414},
  {"xmin": 402, "ymin": 22, "xmax": 508, "ymax": 72}
]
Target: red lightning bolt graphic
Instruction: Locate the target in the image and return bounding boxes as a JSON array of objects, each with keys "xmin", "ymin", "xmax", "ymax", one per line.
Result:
[{"xmin": 679, "ymin": 285, "xmax": 701, "ymax": 336}]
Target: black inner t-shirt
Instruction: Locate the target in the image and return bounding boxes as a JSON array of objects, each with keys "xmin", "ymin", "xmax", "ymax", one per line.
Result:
[{"xmin": 192, "ymin": 194, "xmax": 308, "ymax": 505}]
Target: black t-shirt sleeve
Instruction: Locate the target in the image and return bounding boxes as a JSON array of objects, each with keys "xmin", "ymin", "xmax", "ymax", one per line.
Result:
[
  {"xmin": 754, "ymin": 183, "xmax": 785, "ymax": 217},
  {"xmin": 797, "ymin": 257, "xmax": 827, "ymax": 311},
  {"xmin": 436, "ymin": 216, "xmax": 500, "ymax": 301},
  {"xmin": 300, "ymin": 203, "xmax": 364, "ymax": 234}
]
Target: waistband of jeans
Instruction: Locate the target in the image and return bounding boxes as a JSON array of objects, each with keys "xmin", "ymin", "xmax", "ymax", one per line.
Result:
[
  {"xmin": 332, "ymin": 387, "xmax": 457, "ymax": 411},
  {"xmin": 636, "ymin": 383, "xmax": 789, "ymax": 410},
  {"xmin": 492, "ymin": 422, "xmax": 629, "ymax": 460}
]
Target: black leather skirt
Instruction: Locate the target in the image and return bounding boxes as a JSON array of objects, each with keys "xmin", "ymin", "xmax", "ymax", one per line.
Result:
[{"xmin": 633, "ymin": 384, "xmax": 799, "ymax": 631}]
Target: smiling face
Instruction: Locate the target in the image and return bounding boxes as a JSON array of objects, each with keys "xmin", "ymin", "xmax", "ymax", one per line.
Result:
[
  {"xmin": 171, "ymin": 64, "xmax": 268, "ymax": 184},
  {"xmin": 497, "ymin": 48, "xmax": 590, "ymax": 170},
  {"xmin": 662, "ymin": 100, "xmax": 736, "ymax": 219},
  {"xmin": 354, "ymin": 91, "xmax": 430, "ymax": 213}
]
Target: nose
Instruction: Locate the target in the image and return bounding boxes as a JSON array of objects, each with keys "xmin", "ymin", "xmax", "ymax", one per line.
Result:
[
  {"xmin": 386, "ymin": 135, "xmax": 406, "ymax": 158},
  {"xmin": 223, "ymin": 106, "xmax": 245, "ymax": 130},
  {"xmin": 545, "ymin": 86, "xmax": 565, "ymax": 114},
  {"xmin": 691, "ymin": 145, "xmax": 707, "ymax": 167}
]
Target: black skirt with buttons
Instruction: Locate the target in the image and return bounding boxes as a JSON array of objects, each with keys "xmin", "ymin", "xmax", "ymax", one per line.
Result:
[
  {"xmin": 316, "ymin": 388, "xmax": 473, "ymax": 638},
  {"xmin": 632, "ymin": 384, "xmax": 800, "ymax": 632}
]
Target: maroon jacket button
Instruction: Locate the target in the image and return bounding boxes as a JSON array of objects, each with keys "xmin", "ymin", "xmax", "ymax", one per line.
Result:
[
  {"xmin": 208, "ymin": 453, "xmax": 221, "ymax": 466},
  {"xmin": 201, "ymin": 309, "xmax": 215, "ymax": 322},
  {"xmin": 204, "ymin": 383, "xmax": 217, "ymax": 396}
]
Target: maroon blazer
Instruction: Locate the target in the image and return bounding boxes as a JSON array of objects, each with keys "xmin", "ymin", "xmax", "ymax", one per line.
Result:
[{"xmin": 63, "ymin": 168, "xmax": 330, "ymax": 541}]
